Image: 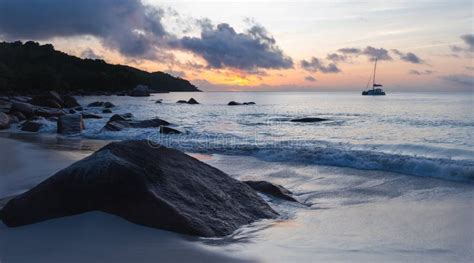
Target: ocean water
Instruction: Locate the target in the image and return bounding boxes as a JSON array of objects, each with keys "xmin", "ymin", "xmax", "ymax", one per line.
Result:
[
  {"xmin": 1, "ymin": 91, "xmax": 473, "ymax": 262},
  {"xmin": 67, "ymin": 91, "xmax": 472, "ymax": 181}
]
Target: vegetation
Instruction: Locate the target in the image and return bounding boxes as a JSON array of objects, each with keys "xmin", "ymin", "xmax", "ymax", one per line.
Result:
[{"xmin": 0, "ymin": 41, "xmax": 199, "ymax": 94}]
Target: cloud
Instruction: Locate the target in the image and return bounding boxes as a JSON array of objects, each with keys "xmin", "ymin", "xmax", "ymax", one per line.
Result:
[
  {"xmin": 175, "ymin": 23, "xmax": 293, "ymax": 71},
  {"xmin": 300, "ymin": 57, "xmax": 341, "ymax": 73},
  {"xmin": 460, "ymin": 34, "xmax": 474, "ymax": 51},
  {"xmin": 326, "ymin": 53, "xmax": 347, "ymax": 62},
  {"xmin": 408, "ymin": 69, "xmax": 434, "ymax": 75},
  {"xmin": 80, "ymin": 48, "xmax": 103, "ymax": 60},
  {"xmin": 441, "ymin": 74, "xmax": 474, "ymax": 89},
  {"xmin": 392, "ymin": 49, "xmax": 424, "ymax": 64},
  {"xmin": 0, "ymin": 0, "xmax": 170, "ymax": 60},
  {"xmin": 305, "ymin": 76, "xmax": 317, "ymax": 82},
  {"xmin": 450, "ymin": 34, "xmax": 474, "ymax": 54},
  {"xmin": 362, "ymin": 46, "xmax": 392, "ymax": 61},
  {"xmin": 335, "ymin": 46, "xmax": 391, "ymax": 61},
  {"xmin": 465, "ymin": 66, "xmax": 474, "ymax": 71},
  {"xmin": 337, "ymin": 48, "xmax": 361, "ymax": 54}
]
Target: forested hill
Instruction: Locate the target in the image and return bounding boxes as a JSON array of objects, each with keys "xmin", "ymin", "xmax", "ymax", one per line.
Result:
[{"xmin": 0, "ymin": 41, "xmax": 200, "ymax": 94}]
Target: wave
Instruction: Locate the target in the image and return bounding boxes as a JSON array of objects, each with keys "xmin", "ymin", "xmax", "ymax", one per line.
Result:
[
  {"xmin": 139, "ymin": 134, "xmax": 474, "ymax": 182},
  {"xmin": 5, "ymin": 120, "xmax": 474, "ymax": 182}
]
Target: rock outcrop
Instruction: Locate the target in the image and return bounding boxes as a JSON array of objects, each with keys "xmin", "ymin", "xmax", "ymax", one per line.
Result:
[{"xmin": 0, "ymin": 140, "xmax": 277, "ymax": 237}]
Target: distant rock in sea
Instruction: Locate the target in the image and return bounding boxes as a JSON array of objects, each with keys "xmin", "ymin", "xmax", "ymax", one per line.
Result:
[
  {"xmin": 0, "ymin": 140, "xmax": 277, "ymax": 237},
  {"xmin": 228, "ymin": 101, "xmax": 256, "ymax": 106},
  {"xmin": 290, "ymin": 117, "xmax": 329, "ymax": 123}
]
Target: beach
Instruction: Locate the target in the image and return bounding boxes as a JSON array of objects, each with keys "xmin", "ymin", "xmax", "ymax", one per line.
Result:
[{"xmin": 1, "ymin": 114, "xmax": 473, "ymax": 262}]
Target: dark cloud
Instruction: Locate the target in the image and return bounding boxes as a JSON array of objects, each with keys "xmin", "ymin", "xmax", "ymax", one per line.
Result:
[
  {"xmin": 176, "ymin": 23, "xmax": 293, "ymax": 71},
  {"xmin": 300, "ymin": 57, "xmax": 341, "ymax": 73},
  {"xmin": 441, "ymin": 74, "xmax": 474, "ymax": 89},
  {"xmin": 392, "ymin": 49, "xmax": 424, "ymax": 64},
  {"xmin": 337, "ymin": 48, "xmax": 361, "ymax": 54},
  {"xmin": 0, "ymin": 0, "xmax": 169, "ymax": 59},
  {"xmin": 305, "ymin": 76, "xmax": 317, "ymax": 82},
  {"xmin": 362, "ymin": 46, "xmax": 392, "ymax": 61},
  {"xmin": 408, "ymin": 69, "xmax": 434, "ymax": 75},
  {"xmin": 335, "ymin": 46, "xmax": 391, "ymax": 61},
  {"xmin": 326, "ymin": 53, "xmax": 347, "ymax": 62},
  {"xmin": 81, "ymin": 48, "xmax": 103, "ymax": 60},
  {"xmin": 461, "ymin": 34, "xmax": 474, "ymax": 51},
  {"xmin": 450, "ymin": 34, "xmax": 474, "ymax": 54}
]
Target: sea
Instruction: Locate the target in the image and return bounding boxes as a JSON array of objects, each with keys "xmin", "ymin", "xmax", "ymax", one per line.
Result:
[{"xmin": 0, "ymin": 91, "xmax": 473, "ymax": 262}]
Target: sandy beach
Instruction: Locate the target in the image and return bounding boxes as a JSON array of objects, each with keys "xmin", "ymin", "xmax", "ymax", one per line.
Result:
[{"xmin": 1, "ymin": 135, "xmax": 472, "ymax": 262}]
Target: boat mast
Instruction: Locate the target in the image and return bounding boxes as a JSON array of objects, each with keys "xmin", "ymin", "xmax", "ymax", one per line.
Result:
[{"xmin": 372, "ymin": 58, "xmax": 377, "ymax": 91}]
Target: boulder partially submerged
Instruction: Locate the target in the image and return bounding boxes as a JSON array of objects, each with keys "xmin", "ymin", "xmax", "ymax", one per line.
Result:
[
  {"xmin": 20, "ymin": 120, "xmax": 43, "ymax": 132},
  {"xmin": 244, "ymin": 181, "xmax": 298, "ymax": 202},
  {"xmin": 103, "ymin": 114, "xmax": 171, "ymax": 131},
  {"xmin": 0, "ymin": 140, "xmax": 277, "ymax": 237},
  {"xmin": 228, "ymin": 101, "xmax": 256, "ymax": 106}
]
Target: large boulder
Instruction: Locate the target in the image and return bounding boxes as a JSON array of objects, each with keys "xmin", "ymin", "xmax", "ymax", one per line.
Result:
[
  {"xmin": 0, "ymin": 140, "xmax": 277, "ymax": 237},
  {"xmin": 130, "ymin": 85, "xmax": 150, "ymax": 97},
  {"xmin": 57, "ymin": 114, "xmax": 84, "ymax": 135},
  {"xmin": 0, "ymin": 112, "xmax": 10, "ymax": 130}
]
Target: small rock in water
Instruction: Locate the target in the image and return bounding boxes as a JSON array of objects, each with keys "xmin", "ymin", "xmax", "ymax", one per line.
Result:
[
  {"xmin": 87, "ymin": 101, "xmax": 104, "ymax": 107},
  {"xmin": 81, "ymin": 112, "xmax": 102, "ymax": 119},
  {"xmin": 0, "ymin": 140, "xmax": 277, "ymax": 237},
  {"xmin": 176, "ymin": 100, "xmax": 187, "ymax": 104},
  {"xmin": 57, "ymin": 114, "xmax": 84, "ymax": 135},
  {"xmin": 109, "ymin": 113, "xmax": 133, "ymax": 122},
  {"xmin": 103, "ymin": 102, "xmax": 115, "ymax": 108},
  {"xmin": 187, "ymin": 98, "xmax": 199, "ymax": 104},
  {"xmin": 244, "ymin": 181, "xmax": 298, "ymax": 202},
  {"xmin": 20, "ymin": 121, "xmax": 43, "ymax": 132},
  {"xmin": 160, "ymin": 126, "xmax": 181, "ymax": 134},
  {"xmin": 290, "ymin": 117, "xmax": 329, "ymax": 123},
  {"xmin": 102, "ymin": 109, "xmax": 112, "ymax": 114}
]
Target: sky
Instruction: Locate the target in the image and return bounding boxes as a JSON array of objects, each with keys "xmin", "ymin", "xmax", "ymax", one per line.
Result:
[{"xmin": 0, "ymin": 0, "xmax": 473, "ymax": 91}]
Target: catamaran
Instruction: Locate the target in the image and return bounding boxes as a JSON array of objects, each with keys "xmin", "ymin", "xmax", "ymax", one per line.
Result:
[{"xmin": 362, "ymin": 58, "xmax": 386, "ymax": 96}]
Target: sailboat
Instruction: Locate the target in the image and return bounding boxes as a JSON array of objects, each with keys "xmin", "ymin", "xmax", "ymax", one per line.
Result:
[{"xmin": 362, "ymin": 58, "xmax": 386, "ymax": 96}]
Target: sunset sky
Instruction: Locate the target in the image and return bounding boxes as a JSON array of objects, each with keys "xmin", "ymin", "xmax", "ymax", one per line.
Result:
[{"xmin": 0, "ymin": 0, "xmax": 473, "ymax": 91}]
